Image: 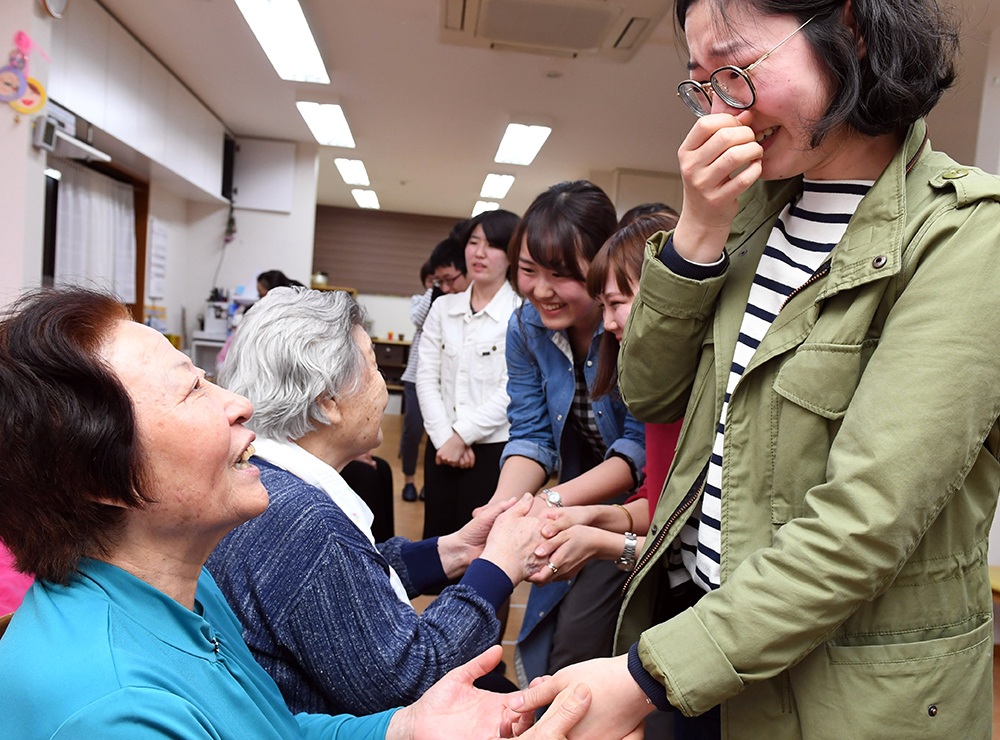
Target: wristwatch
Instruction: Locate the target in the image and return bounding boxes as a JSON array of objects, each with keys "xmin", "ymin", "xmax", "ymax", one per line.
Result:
[
  {"xmin": 540, "ymin": 488, "xmax": 563, "ymax": 507},
  {"xmin": 616, "ymin": 532, "xmax": 638, "ymax": 571}
]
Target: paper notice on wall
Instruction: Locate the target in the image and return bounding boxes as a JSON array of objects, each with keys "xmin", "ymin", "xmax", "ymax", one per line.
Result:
[{"xmin": 149, "ymin": 218, "xmax": 168, "ymax": 299}]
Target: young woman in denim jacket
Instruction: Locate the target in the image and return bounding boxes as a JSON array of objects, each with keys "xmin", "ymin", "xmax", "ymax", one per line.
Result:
[{"xmin": 486, "ymin": 180, "xmax": 646, "ymax": 685}]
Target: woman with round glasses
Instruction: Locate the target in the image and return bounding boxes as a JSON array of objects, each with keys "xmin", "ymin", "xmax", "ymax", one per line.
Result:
[{"xmin": 510, "ymin": 0, "xmax": 1000, "ymax": 739}]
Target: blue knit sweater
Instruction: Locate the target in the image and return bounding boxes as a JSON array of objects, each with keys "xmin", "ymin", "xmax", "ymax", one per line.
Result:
[{"xmin": 207, "ymin": 459, "xmax": 512, "ymax": 716}]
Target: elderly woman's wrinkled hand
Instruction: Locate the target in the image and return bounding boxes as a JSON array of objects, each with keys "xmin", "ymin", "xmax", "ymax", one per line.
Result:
[
  {"xmin": 480, "ymin": 493, "xmax": 548, "ymax": 584},
  {"xmin": 454, "ymin": 496, "xmax": 521, "ymax": 558}
]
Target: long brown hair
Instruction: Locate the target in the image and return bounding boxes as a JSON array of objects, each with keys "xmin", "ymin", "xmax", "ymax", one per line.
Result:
[{"xmin": 587, "ymin": 211, "xmax": 679, "ymax": 398}]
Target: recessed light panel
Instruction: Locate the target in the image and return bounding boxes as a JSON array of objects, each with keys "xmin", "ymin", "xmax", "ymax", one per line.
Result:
[
  {"xmin": 334, "ymin": 158, "xmax": 370, "ymax": 186},
  {"xmin": 494, "ymin": 124, "xmax": 551, "ymax": 166},
  {"xmin": 480, "ymin": 173, "xmax": 515, "ymax": 199},
  {"xmin": 296, "ymin": 102, "xmax": 356, "ymax": 147},
  {"xmin": 234, "ymin": 0, "xmax": 330, "ymax": 84},
  {"xmin": 472, "ymin": 200, "xmax": 500, "ymax": 217},
  {"xmin": 352, "ymin": 189, "xmax": 380, "ymax": 209}
]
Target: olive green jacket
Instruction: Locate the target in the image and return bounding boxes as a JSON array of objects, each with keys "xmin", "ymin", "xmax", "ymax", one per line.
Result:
[{"xmin": 617, "ymin": 120, "xmax": 1000, "ymax": 739}]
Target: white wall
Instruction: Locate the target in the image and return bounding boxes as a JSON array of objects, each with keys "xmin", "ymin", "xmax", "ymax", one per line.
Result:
[
  {"xmin": 48, "ymin": 0, "xmax": 224, "ymax": 199},
  {"xmin": 357, "ymin": 293, "xmax": 414, "ymax": 341},
  {"xmin": 178, "ymin": 142, "xmax": 319, "ymax": 342},
  {"xmin": 0, "ymin": 0, "xmax": 49, "ymax": 307}
]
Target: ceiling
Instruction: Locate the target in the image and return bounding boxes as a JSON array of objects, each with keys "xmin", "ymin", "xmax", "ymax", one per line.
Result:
[{"xmin": 97, "ymin": 0, "xmax": 1000, "ymax": 220}]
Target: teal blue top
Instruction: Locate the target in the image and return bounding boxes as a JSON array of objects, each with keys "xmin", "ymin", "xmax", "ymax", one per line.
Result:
[{"xmin": 0, "ymin": 558, "xmax": 396, "ymax": 739}]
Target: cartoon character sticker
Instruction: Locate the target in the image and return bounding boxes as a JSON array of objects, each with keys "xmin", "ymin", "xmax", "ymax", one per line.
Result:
[
  {"xmin": 0, "ymin": 63, "xmax": 26, "ymax": 103},
  {"xmin": 10, "ymin": 78, "xmax": 46, "ymax": 114}
]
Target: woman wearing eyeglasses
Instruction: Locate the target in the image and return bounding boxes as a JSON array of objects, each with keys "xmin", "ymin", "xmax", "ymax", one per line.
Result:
[{"xmin": 512, "ymin": 1, "xmax": 1000, "ymax": 739}]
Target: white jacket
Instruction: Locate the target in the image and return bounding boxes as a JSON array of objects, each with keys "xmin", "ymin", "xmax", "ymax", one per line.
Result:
[{"xmin": 416, "ymin": 281, "xmax": 520, "ymax": 448}]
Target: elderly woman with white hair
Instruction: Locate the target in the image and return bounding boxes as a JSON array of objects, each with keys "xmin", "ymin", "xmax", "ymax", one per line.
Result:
[{"xmin": 207, "ymin": 286, "xmax": 545, "ymax": 717}]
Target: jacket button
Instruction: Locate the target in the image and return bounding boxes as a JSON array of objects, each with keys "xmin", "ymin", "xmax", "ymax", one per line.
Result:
[
  {"xmin": 587, "ymin": 360, "xmax": 593, "ymax": 367},
  {"xmin": 557, "ymin": 414, "xmax": 563, "ymax": 421},
  {"xmin": 597, "ymin": 410, "xmax": 602, "ymax": 416},
  {"xmin": 872, "ymin": 255, "xmax": 887, "ymax": 269},
  {"xmin": 928, "ymin": 705, "xmax": 937, "ymax": 717},
  {"xmin": 942, "ymin": 168, "xmax": 967, "ymax": 179},
  {"xmin": 492, "ymin": 346, "xmax": 497, "ymax": 351},
  {"xmin": 650, "ymin": 525, "xmax": 657, "ymax": 534}
]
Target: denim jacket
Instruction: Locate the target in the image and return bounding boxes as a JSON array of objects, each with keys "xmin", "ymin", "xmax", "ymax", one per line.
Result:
[
  {"xmin": 502, "ymin": 301, "xmax": 646, "ymax": 684},
  {"xmin": 501, "ymin": 301, "xmax": 646, "ymax": 480}
]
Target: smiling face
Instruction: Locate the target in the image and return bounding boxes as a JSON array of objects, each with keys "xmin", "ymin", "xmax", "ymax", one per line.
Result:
[
  {"xmin": 465, "ymin": 224, "xmax": 509, "ymax": 288},
  {"xmin": 103, "ymin": 321, "xmax": 266, "ymax": 549},
  {"xmin": 684, "ymin": 3, "xmax": 861, "ymax": 180},
  {"xmin": 517, "ymin": 239, "xmax": 598, "ymax": 333},
  {"xmin": 599, "ymin": 273, "xmax": 638, "ymax": 343}
]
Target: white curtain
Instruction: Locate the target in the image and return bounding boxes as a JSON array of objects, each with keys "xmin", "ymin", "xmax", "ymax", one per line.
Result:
[{"xmin": 52, "ymin": 158, "xmax": 137, "ymax": 303}]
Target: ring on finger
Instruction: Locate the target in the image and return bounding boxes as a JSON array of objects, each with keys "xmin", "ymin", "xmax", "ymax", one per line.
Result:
[{"xmin": 547, "ymin": 562, "xmax": 559, "ymax": 575}]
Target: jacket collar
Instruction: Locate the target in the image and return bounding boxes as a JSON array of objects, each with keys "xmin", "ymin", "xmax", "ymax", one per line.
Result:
[
  {"xmin": 447, "ymin": 280, "xmax": 517, "ymax": 322},
  {"xmin": 731, "ymin": 120, "xmax": 928, "ymax": 301}
]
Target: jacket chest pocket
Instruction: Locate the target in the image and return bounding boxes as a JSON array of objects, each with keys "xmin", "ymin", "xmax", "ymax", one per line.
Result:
[
  {"xmin": 472, "ymin": 339, "xmax": 506, "ymax": 382},
  {"xmin": 769, "ymin": 340, "xmax": 877, "ymax": 523}
]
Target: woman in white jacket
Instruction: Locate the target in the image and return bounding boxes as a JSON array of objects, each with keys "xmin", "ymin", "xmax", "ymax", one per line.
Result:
[{"xmin": 417, "ymin": 210, "xmax": 521, "ymax": 538}]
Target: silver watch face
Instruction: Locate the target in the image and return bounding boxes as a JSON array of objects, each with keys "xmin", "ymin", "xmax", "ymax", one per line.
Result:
[{"xmin": 547, "ymin": 490, "xmax": 562, "ymax": 507}]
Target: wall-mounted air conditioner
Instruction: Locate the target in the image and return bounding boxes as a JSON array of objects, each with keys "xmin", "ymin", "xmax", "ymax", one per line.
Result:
[{"xmin": 440, "ymin": 0, "xmax": 670, "ymax": 61}]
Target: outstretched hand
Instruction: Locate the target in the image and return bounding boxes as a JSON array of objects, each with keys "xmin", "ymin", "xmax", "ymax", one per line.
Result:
[
  {"xmin": 386, "ymin": 645, "xmax": 595, "ymax": 740},
  {"xmin": 480, "ymin": 493, "xmax": 548, "ymax": 584},
  {"xmin": 507, "ymin": 654, "xmax": 654, "ymax": 740}
]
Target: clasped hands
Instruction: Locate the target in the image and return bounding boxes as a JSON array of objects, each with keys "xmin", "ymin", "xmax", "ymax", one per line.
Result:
[
  {"xmin": 388, "ymin": 645, "xmax": 646, "ymax": 740},
  {"xmin": 464, "ymin": 497, "xmax": 625, "ymax": 586}
]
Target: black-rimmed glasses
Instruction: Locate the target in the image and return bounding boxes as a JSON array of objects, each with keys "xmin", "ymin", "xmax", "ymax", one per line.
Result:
[{"xmin": 677, "ymin": 16, "xmax": 815, "ymax": 117}]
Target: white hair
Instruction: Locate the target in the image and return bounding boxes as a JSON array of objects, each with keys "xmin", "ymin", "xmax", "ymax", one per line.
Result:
[{"xmin": 218, "ymin": 286, "xmax": 367, "ymax": 440}]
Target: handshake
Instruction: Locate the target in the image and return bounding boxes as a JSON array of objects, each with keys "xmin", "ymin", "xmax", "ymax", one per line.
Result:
[{"xmin": 451, "ymin": 493, "xmax": 645, "ymax": 588}]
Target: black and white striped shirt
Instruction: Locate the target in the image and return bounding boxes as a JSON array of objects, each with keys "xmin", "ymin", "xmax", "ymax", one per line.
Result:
[{"xmin": 669, "ymin": 180, "xmax": 873, "ymax": 592}]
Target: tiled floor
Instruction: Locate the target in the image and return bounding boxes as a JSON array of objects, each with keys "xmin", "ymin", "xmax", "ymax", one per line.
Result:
[{"xmin": 373, "ymin": 412, "xmax": 529, "ymax": 687}]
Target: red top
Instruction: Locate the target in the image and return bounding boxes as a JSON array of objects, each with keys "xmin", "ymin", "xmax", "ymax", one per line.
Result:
[{"xmin": 629, "ymin": 421, "xmax": 683, "ymax": 521}]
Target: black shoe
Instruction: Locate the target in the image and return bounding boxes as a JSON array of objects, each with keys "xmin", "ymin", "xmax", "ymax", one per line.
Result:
[
  {"xmin": 418, "ymin": 487, "xmax": 426, "ymax": 501},
  {"xmin": 402, "ymin": 483, "xmax": 418, "ymax": 502}
]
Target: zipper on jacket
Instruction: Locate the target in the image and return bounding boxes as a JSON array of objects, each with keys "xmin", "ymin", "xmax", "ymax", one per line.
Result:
[
  {"xmin": 623, "ymin": 461, "xmax": 709, "ymax": 594},
  {"xmin": 780, "ymin": 259, "xmax": 831, "ymax": 312}
]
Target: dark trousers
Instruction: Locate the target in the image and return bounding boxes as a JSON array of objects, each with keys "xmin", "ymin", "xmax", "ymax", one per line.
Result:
[
  {"xmin": 422, "ymin": 440, "xmax": 504, "ymax": 539},
  {"xmin": 398, "ymin": 382, "xmax": 424, "ymax": 476},
  {"xmin": 546, "ymin": 558, "xmax": 629, "ymax": 674},
  {"xmin": 341, "ymin": 456, "xmax": 394, "ymax": 543}
]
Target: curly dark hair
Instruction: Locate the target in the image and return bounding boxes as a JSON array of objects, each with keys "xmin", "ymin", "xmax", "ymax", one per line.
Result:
[
  {"xmin": 675, "ymin": 0, "xmax": 959, "ymax": 146},
  {"xmin": 0, "ymin": 289, "xmax": 150, "ymax": 584}
]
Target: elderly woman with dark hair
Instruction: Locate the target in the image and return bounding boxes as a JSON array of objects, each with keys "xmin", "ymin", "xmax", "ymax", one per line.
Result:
[
  {"xmin": 208, "ymin": 286, "xmax": 546, "ymax": 716},
  {"xmin": 0, "ymin": 288, "xmax": 589, "ymax": 740}
]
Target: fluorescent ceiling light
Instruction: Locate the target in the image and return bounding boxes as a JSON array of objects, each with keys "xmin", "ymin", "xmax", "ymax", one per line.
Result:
[
  {"xmin": 480, "ymin": 174, "xmax": 515, "ymax": 199},
  {"xmin": 472, "ymin": 200, "xmax": 500, "ymax": 217},
  {"xmin": 334, "ymin": 158, "xmax": 370, "ymax": 186},
  {"xmin": 44, "ymin": 167, "xmax": 62, "ymax": 181},
  {"xmin": 494, "ymin": 124, "xmax": 552, "ymax": 166},
  {"xmin": 296, "ymin": 102, "xmax": 356, "ymax": 147},
  {"xmin": 234, "ymin": 0, "xmax": 330, "ymax": 84},
  {"xmin": 352, "ymin": 189, "xmax": 380, "ymax": 209}
]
